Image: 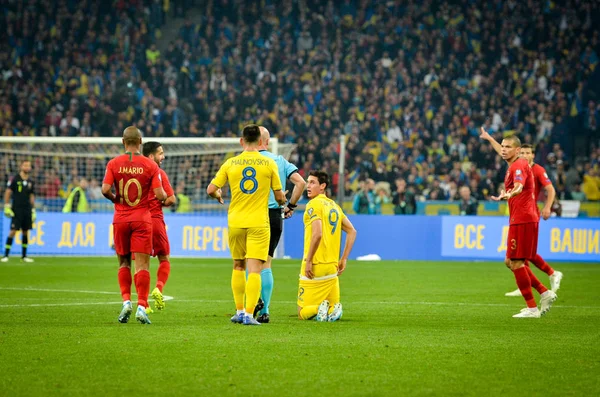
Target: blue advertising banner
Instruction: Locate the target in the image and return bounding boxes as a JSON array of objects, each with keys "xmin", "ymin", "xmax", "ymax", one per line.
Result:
[
  {"xmin": 441, "ymin": 216, "xmax": 600, "ymax": 262},
  {"xmin": 1, "ymin": 213, "xmax": 230, "ymax": 258},
  {"xmin": 3, "ymin": 213, "xmax": 599, "ymax": 262}
]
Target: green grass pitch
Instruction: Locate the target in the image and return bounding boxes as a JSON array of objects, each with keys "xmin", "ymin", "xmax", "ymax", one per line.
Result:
[{"xmin": 0, "ymin": 257, "xmax": 599, "ymax": 396}]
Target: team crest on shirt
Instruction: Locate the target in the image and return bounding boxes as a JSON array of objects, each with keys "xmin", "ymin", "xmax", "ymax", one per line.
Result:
[
  {"xmin": 308, "ymin": 208, "xmax": 314, "ymax": 217},
  {"xmin": 516, "ymin": 170, "xmax": 522, "ymax": 175}
]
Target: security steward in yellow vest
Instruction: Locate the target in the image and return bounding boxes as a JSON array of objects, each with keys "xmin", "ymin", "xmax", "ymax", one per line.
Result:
[{"xmin": 62, "ymin": 178, "xmax": 90, "ymax": 213}]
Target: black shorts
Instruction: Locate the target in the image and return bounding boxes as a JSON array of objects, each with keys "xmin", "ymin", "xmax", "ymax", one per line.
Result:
[
  {"xmin": 11, "ymin": 210, "xmax": 32, "ymax": 231},
  {"xmin": 268, "ymin": 208, "xmax": 283, "ymax": 257}
]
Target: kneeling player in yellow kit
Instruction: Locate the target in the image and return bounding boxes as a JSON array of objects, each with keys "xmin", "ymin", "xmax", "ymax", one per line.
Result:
[{"xmin": 297, "ymin": 170, "xmax": 357, "ymax": 321}]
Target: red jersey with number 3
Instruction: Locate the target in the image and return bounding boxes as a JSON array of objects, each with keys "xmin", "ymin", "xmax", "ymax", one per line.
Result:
[
  {"xmin": 531, "ymin": 163, "xmax": 552, "ymax": 200},
  {"xmin": 149, "ymin": 168, "xmax": 174, "ymax": 219},
  {"xmin": 103, "ymin": 152, "xmax": 162, "ymax": 224},
  {"xmin": 504, "ymin": 158, "xmax": 538, "ymax": 225}
]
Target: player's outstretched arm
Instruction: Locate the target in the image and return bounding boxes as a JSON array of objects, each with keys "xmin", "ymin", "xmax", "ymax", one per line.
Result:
[
  {"xmin": 338, "ymin": 217, "xmax": 357, "ymax": 276},
  {"xmin": 479, "ymin": 127, "xmax": 502, "ymax": 156},
  {"xmin": 206, "ymin": 183, "xmax": 224, "ymax": 205},
  {"xmin": 101, "ymin": 183, "xmax": 116, "ymax": 203},
  {"xmin": 274, "ymin": 189, "xmax": 287, "ymax": 206},
  {"xmin": 305, "ymin": 219, "xmax": 322, "ymax": 279},
  {"xmin": 284, "ymin": 173, "xmax": 307, "ymax": 219},
  {"xmin": 505, "ymin": 183, "xmax": 524, "ymax": 199},
  {"xmin": 541, "ymin": 184, "xmax": 556, "ymax": 220}
]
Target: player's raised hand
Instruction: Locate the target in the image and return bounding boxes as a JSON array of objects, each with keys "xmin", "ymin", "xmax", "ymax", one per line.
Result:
[
  {"xmin": 304, "ymin": 259, "xmax": 314, "ymax": 279},
  {"xmin": 479, "ymin": 126, "xmax": 491, "ymax": 141},
  {"xmin": 337, "ymin": 259, "xmax": 347, "ymax": 276}
]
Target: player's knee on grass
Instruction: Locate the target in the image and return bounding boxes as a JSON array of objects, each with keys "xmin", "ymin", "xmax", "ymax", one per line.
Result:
[
  {"xmin": 504, "ymin": 257, "xmax": 511, "ymax": 269},
  {"xmin": 233, "ymin": 259, "xmax": 246, "ymax": 271}
]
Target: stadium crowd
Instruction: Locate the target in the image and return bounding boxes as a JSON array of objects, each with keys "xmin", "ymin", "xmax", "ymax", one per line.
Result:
[{"xmin": 1, "ymin": 0, "xmax": 600, "ymax": 211}]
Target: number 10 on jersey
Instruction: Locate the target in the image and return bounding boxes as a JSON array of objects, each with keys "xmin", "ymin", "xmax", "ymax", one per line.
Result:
[{"xmin": 118, "ymin": 178, "xmax": 142, "ymax": 206}]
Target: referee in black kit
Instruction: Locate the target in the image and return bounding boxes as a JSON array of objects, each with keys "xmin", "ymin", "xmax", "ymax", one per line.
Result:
[{"xmin": 2, "ymin": 160, "xmax": 36, "ymax": 263}]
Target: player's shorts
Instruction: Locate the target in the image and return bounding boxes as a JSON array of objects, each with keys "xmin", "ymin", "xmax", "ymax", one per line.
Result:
[
  {"xmin": 10, "ymin": 210, "xmax": 32, "ymax": 230},
  {"xmin": 151, "ymin": 217, "xmax": 170, "ymax": 257},
  {"xmin": 297, "ymin": 262, "xmax": 340, "ymax": 308},
  {"xmin": 506, "ymin": 222, "xmax": 538, "ymax": 260},
  {"xmin": 268, "ymin": 208, "xmax": 283, "ymax": 257},
  {"xmin": 228, "ymin": 227, "xmax": 269, "ymax": 262},
  {"xmin": 113, "ymin": 221, "xmax": 153, "ymax": 256}
]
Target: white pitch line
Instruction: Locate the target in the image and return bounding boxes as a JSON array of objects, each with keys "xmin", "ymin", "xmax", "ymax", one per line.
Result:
[
  {"xmin": 168, "ymin": 299, "xmax": 600, "ymax": 310},
  {"xmin": 0, "ymin": 287, "xmax": 173, "ymax": 308},
  {"xmin": 0, "ymin": 287, "xmax": 598, "ymax": 310}
]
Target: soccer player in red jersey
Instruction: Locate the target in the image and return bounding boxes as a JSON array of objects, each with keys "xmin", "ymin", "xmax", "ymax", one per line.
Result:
[
  {"xmin": 503, "ymin": 144, "xmax": 563, "ymax": 296},
  {"xmin": 480, "ymin": 129, "xmax": 564, "ymax": 297},
  {"xmin": 102, "ymin": 127, "xmax": 167, "ymax": 324},
  {"xmin": 142, "ymin": 141, "xmax": 176, "ymax": 311},
  {"xmin": 486, "ymin": 133, "xmax": 557, "ymax": 318}
]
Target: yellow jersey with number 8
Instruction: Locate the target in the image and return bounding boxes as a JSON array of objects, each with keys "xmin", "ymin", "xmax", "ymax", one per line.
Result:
[
  {"xmin": 303, "ymin": 194, "xmax": 345, "ymax": 265},
  {"xmin": 211, "ymin": 151, "xmax": 282, "ymax": 229}
]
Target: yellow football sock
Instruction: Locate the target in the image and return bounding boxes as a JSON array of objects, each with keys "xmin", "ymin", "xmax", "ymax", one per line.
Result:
[
  {"xmin": 300, "ymin": 306, "xmax": 319, "ymax": 320},
  {"xmin": 231, "ymin": 269, "xmax": 246, "ymax": 311},
  {"xmin": 245, "ymin": 272, "xmax": 261, "ymax": 314}
]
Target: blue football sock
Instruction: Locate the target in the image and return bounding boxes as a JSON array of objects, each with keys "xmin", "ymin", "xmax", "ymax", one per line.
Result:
[{"xmin": 260, "ymin": 268, "xmax": 273, "ymax": 315}]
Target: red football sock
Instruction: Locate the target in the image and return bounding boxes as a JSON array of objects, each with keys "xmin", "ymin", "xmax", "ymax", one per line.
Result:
[
  {"xmin": 529, "ymin": 254, "xmax": 554, "ymax": 276},
  {"xmin": 134, "ymin": 270, "xmax": 150, "ymax": 308},
  {"xmin": 118, "ymin": 267, "xmax": 132, "ymax": 301},
  {"xmin": 156, "ymin": 260, "xmax": 171, "ymax": 292},
  {"xmin": 513, "ymin": 267, "xmax": 537, "ymax": 308},
  {"xmin": 525, "ymin": 266, "xmax": 548, "ymax": 295}
]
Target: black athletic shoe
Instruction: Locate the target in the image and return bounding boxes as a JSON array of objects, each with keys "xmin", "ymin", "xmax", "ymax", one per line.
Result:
[
  {"xmin": 253, "ymin": 298, "xmax": 264, "ymax": 318},
  {"xmin": 256, "ymin": 313, "xmax": 270, "ymax": 323}
]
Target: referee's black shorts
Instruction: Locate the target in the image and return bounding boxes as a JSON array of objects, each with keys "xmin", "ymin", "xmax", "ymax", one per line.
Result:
[
  {"xmin": 268, "ymin": 208, "xmax": 283, "ymax": 257},
  {"xmin": 11, "ymin": 210, "xmax": 33, "ymax": 231}
]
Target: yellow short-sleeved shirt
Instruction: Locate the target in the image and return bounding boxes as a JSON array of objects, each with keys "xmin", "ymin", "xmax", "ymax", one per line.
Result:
[
  {"xmin": 302, "ymin": 194, "xmax": 346, "ymax": 265},
  {"xmin": 211, "ymin": 150, "xmax": 282, "ymax": 229}
]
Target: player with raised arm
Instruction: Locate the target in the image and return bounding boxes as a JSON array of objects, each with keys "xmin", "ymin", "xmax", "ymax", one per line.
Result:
[
  {"xmin": 254, "ymin": 126, "xmax": 306, "ymax": 323},
  {"xmin": 142, "ymin": 142, "xmax": 177, "ymax": 311},
  {"xmin": 2, "ymin": 160, "xmax": 36, "ymax": 263},
  {"xmin": 485, "ymin": 134, "xmax": 557, "ymax": 318},
  {"xmin": 298, "ymin": 171, "xmax": 357, "ymax": 322},
  {"xmin": 207, "ymin": 124, "xmax": 286, "ymax": 326},
  {"xmin": 102, "ymin": 127, "xmax": 167, "ymax": 325},
  {"xmin": 480, "ymin": 129, "xmax": 564, "ymax": 296}
]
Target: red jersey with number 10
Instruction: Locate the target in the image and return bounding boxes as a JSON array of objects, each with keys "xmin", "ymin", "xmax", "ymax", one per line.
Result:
[
  {"xmin": 504, "ymin": 158, "xmax": 538, "ymax": 225},
  {"xmin": 149, "ymin": 168, "xmax": 174, "ymax": 219},
  {"xmin": 103, "ymin": 152, "xmax": 162, "ymax": 224}
]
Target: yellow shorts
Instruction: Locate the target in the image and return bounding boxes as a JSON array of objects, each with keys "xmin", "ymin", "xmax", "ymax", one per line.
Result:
[
  {"xmin": 297, "ymin": 262, "xmax": 340, "ymax": 307},
  {"xmin": 228, "ymin": 227, "xmax": 269, "ymax": 262}
]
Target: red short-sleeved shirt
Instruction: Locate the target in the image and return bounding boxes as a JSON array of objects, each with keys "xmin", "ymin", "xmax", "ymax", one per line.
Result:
[
  {"xmin": 531, "ymin": 163, "xmax": 552, "ymax": 201},
  {"xmin": 505, "ymin": 158, "xmax": 538, "ymax": 225},
  {"xmin": 149, "ymin": 168, "xmax": 174, "ymax": 219},
  {"xmin": 103, "ymin": 152, "xmax": 162, "ymax": 224}
]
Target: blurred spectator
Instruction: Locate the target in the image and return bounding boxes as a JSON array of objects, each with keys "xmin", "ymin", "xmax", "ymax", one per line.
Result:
[
  {"xmin": 391, "ymin": 179, "xmax": 416, "ymax": 215},
  {"xmin": 373, "ymin": 182, "xmax": 391, "ymax": 214},
  {"xmin": 88, "ymin": 179, "xmax": 103, "ymax": 200},
  {"xmin": 352, "ymin": 179, "xmax": 375, "ymax": 214},
  {"xmin": 582, "ymin": 168, "xmax": 600, "ymax": 201},
  {"xmin": 174, "ymin": 181, "xmax": 191, "ymax": 213},
  {"xmin": 458, "ymin": 186, "xmax": 478, "ymax": 216},
  {"xmin": 62, "ymin": 178, "xmax": 90, "ymax": 213}
]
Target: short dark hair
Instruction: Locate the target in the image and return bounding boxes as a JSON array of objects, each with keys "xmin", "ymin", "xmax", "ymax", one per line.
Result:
[
  {"xmin": 143, "ymin": 141, "xmax": 162, "ymax": 157},
  {"xmin": 242, "ymin": 124, "xmax": 261, "ymax": 143},
  {"xmin": 521, "ymin": 143, "xmax": 534, "ymax": 152},
  {"xmin": 503, "ymin": 135, "xmax": 522, "ymax": 147},
  {"xmin": 309, "ymin": 170, "xmax": 329, "ymax": 188}
]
